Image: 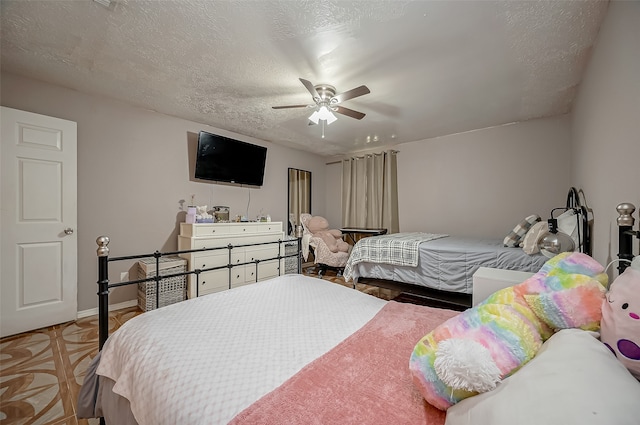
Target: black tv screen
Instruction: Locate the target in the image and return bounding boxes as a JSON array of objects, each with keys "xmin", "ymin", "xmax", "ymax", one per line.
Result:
[{"xmin": 195, "ymin": 131, "xmax": 267, "ymax": 186}]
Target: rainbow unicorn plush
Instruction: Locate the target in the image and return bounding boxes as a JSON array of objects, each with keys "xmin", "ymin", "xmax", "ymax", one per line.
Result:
[{"xmin": 409, "ymin": 252, "xmax": 608, "ymax": 411}]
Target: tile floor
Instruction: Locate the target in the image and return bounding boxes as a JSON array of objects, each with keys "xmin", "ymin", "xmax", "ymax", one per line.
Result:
[
  {"xmin": 0, "ymin": 271, "xmax": 397, "ymax": 425},
  {"xmin": 0, "ymin": 308, "xmax": 141, "ymax": 425}
]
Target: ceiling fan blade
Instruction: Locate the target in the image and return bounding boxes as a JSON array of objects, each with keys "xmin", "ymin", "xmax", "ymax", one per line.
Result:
[
  {"xmin": 272, "ymin": 104, "xmax": 310, "ymax": 109},
  {"xmin": 334, "ymin": 105, "xmax": 366, "ymax": 120},
  {"xmin": 332, "ymin": 85, "xmax": 370, "ymax": 104},
  {"xmin": 299, "ymin": 78, "xmax": 320, "ymax": 100}
]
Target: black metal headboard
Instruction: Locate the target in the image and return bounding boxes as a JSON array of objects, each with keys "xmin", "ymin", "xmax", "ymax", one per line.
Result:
[
  {"xmin": 95, "ymin": 236, "xmax": 302, "ymax": 351},
  {"xmin": 617, "ymin": 202, "xmax": 638, "ymax": 273},
  {"xmin": 567, "ymin": 187, "xmax": 591, "ymax": 256}
]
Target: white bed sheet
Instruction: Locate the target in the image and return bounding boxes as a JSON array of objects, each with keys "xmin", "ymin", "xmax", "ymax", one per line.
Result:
[{"xmin": 96, "ymin": 274, "xmax": 386, "ymax": 425}]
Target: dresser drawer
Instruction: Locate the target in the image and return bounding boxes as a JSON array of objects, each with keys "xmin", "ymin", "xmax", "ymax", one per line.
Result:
[
  {"xmin": 181, "ymin": 223, "xmax": 231, "ymax": 237},
  {"xmin": 245, "ymin": 246, "xmax": 279, "ymax": 263},
  {"xmin": 195, "ymin": 269, "xmax": 229, "ymax": 296},
  {"xmin": 193, "ymin": 224, "xmax": 230, "ymax": 237},
  {"xmin": 243, "ymin": 234, "xmax": 282, "ymax": 246},
  {"xmin": 257, "ymin": 259, "xmax": 281, "ymax": 281},
  {"xmin": 230, "ymin": 267, "xmax": 245, "ymax": 286},
  {"xmin": 256, "ymin": 223, "xmax": 282, "ymax": 233},
  {"xmin": 192, "ymin": 252, "xmax": 229, "ymax": 270},
  {"xmin": 192, "ymin": 239, "xmax": 230, "ymax": 250},
  {"xmin": 228, "ymin": 251, "xmax": 245, "ymax": 267},
  {"xmin": 228, "ymin": 223, "xmax": 258, "ymax": 234}
]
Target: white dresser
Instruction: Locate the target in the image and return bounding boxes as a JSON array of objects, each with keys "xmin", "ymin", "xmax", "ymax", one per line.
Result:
[{"xmin": 178, "ymin": 222, "xmax": 285, "ymax": 298}]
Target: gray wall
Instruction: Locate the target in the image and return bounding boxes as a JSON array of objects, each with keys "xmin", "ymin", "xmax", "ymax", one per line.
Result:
[
  {"xmin": 326, "ymin": 115, "xmax": 572, "ymax": 239},
  {"xmin": 1, "ymin": 73, "xmax": 327, "ymax": 310},
  {"xmin": 571, "ymin": 0, "xmax": 640, "ymax": 270},
  {"xmin": 395, "ymin": 116, "xmax": 571, "ymax": 238}
]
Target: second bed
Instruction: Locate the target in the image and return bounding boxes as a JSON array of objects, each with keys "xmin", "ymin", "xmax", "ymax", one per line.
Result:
[{"xmin": 343, "ymin": 234, "xmax": 548, "ymax": 308}]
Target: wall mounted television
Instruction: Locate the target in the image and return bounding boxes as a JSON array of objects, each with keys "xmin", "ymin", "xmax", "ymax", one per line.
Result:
[{"xmin": 195, "ymin": 131, "xmax": 267, "ymax": 186}]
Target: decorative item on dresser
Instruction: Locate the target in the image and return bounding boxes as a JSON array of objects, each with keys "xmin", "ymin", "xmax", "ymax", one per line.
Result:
[{"xmin": 178, "ymin": 221, "xmax": 289, "ymax": 298}]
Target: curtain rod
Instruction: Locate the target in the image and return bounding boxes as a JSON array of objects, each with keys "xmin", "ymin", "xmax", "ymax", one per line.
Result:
[{"xmin": 325, "ymin": 149, "xmax": 399, "ymax": 165}]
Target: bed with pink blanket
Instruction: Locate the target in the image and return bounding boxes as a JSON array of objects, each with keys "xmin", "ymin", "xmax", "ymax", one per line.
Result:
[{"xmin": 78, "ymin": 274, "xmax": 457, "ymax": 424}]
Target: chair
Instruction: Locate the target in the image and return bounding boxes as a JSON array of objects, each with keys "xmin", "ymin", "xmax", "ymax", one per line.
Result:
[{"xmin": 300, "ymin": 213, "xmax": 350, "ymax": 277}]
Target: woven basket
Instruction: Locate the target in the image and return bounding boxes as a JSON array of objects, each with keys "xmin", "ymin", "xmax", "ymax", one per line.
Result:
[
  {"xmin": 284, "ymin": 239, "xmax": 300, "ymax": 274},
  {"xmin": 137, "ymin": 256, "xmax": 187, "ymax": 311}
]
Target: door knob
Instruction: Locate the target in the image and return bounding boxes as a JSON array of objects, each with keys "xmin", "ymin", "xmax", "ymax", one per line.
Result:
[{"xmin": 64, "ymin": 228, "xmax": 74, "ymax": 235}]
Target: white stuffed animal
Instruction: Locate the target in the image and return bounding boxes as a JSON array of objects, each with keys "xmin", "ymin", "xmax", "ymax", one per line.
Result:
[{"xmin": 195, "ymin": 205, "xmax": 214, "ymax": 222}]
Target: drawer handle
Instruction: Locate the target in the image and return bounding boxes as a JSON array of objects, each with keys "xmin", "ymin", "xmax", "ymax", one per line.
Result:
[
  {"xmin": 202, "ymin": 281, "xmax": 206, "ymax": 285},
  {"xmin": 236, "ymin": 274, "xmax": 240, "ymax": 278},
  {"xmin": 211, "ymin": 230, "xmax": 216, "ymax": 233}
]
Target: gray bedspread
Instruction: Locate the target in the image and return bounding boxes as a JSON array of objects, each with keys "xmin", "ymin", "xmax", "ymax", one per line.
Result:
[
  {"xmin": 349, "ymin": 236, "xmax": 548, "ymax": 294},
  {"xmin": 77, "ymin": 349, "xmax": 139, "ymax": 425}
]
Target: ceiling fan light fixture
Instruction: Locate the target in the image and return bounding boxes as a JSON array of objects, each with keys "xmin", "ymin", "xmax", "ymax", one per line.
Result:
[
  {"xmin": 276, "ymin": 78, "xmax": 370, "ymax": 135},
  {"xmin": 93, "ymin": 0, "xmax": 113, "ymax": 8},
  {"xmin": 317, "ymin": 105, "xmax": 331, "ymax": 119},
  {"xmin": 309, "ymin": 106, "xmax": 337, "ymax": 125},
  {"xmin": 308, "ymin": 110, "xmax": 320, "ymax": 124},
  {"xmin": 322, "ymin": 109, "xmax": 338, "ymax": 125}
]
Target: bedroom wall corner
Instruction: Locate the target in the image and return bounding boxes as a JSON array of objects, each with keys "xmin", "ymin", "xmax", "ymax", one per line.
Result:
[{"xmin": 571, "ymin": 0, "xmax": 640, "ymax": 269}]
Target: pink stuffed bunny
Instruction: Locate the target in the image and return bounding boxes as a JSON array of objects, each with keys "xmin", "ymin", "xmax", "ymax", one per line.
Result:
[{"xmin": 601, "ymin": 257, "xmax": 640, "ymax": 379}]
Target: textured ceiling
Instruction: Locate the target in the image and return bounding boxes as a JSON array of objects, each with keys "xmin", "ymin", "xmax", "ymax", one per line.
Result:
[{"xmin": 1, "ymin": 0, "xmax": 609, "ymax": 156}]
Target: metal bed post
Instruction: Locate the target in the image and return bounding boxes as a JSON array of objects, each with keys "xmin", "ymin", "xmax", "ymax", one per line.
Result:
[
  {"xmin": 297, "ymin": 236, "xmax": 302, "ymax": 274},
  {"xmin": 227, "ymin": 244, "xmax": 233, "ymax": 289},
  {"xmin": 154, "ymin": 251, "xmax": 162, "ymax": 309},
  {"xmin": 96, "ymin": 236, "xmax": 110, "ymax": 351},
  {"xmin": 617, "ymin": 202, "xmax": 637, "ymax": 274},
  {"xmin": 278, "ymin": 239, "xmax": 284, "ymax": 276}
]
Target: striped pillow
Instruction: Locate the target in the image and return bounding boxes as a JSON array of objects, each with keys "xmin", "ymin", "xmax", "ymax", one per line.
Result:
[{"xmin": 503, "ymin": 214, "xmax": 541, "ymax": 247}]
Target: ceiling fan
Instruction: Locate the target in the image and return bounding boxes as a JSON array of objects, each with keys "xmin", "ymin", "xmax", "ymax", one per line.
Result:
[{"xmin": 272, "ymin": 78, "xmax": 370, "ymax": 135}]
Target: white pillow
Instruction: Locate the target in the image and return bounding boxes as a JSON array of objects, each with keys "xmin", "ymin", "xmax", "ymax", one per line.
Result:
[
  {"xmin": 557, "ymin": 208, "xmax": 580, "ymax": 250},
  {"xmin": 445, "ymin": 329, "xmax": 640, "ymax": 425},
  {"xmin": 521, "ymin": 220, "xmax": 549, "ymax": 254}
]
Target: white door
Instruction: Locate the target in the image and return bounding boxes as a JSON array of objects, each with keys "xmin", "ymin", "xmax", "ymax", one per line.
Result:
[{"xmin": 1, "ymin": 107, "xmax": 77, "ymax": 338}]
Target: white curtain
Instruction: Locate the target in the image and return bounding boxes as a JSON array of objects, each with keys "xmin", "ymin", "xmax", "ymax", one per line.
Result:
[{"xmin": 341, "ymin": 150, "xmax": 399, "ymax": 233}]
